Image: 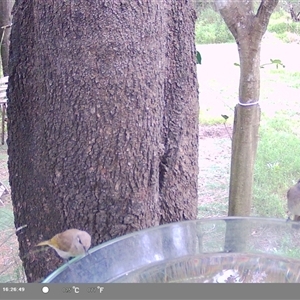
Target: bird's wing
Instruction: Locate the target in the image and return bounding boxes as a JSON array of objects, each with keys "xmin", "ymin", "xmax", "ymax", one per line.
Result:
[{"xmin": 54, "ymin": 231, "xmax": 74, "ymax": 252}]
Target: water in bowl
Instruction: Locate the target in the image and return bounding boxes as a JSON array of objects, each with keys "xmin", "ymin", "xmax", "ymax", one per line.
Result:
[{"xmin": 109, "ymin": 252, "xmax": 300, "ymax": 283}]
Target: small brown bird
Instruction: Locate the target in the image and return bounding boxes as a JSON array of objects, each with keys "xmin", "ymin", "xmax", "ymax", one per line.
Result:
[
  {"xmin": 287, "ymin": 180, "xmax": 300, "ymax": 221},
  {"xmin": 36, "ymin": 229, "xmax": 91, "ymax": 260}
]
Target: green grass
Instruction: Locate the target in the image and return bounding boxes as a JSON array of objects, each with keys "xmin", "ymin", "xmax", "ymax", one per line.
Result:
[
  {"xmin": 268, "ymin": 70, "xmax": 300, "ymax": 89},
  {"xmin": 0, "ymin": 207, "xmax": 13, "ymax": 226},
  {"xmin": 199, "ymin": 112, "xmax": 300, "ymax": 219},
  {"xmin": 196, "ymin": 7, "xmax": 300, "ymax": 44},
  {"xmin": 253, "ymin": 115, "xmax": 300, "ymax": 218},
  {"xmin": 199, "ymin": 41, "xmax": 300, "ymax": 218}
]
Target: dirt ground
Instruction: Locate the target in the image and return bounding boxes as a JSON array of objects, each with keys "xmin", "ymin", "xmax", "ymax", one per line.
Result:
[
  {"xmin": 198, "ymin": 124, "xmax": 233, "ymax": 218},
  {"xmin": 0, "ymin": 141, "xmax": 26, "ymax": 283},
  {"xmin": 199, "ymin": 124, "xmax": 232, "ymax": 139}
]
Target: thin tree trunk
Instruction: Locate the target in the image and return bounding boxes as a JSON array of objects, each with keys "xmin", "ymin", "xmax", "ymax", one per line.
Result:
[
  {"xmin": 215, "ymin": 0, "xmax": 279, "ymax": 216},
  {"xmin": 229, "ymin": 41, "xmax": 261, "ymax": 215},
  {"xmin": 229, "ymin": 104, "xmax": 260, "ymax": 215}
]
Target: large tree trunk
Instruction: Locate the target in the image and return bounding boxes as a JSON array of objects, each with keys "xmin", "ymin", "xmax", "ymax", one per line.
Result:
[
  {"xmin": 215, "ymin": 0, "xmax": 279, "ymax": 216},
  {"xmin": 8, "ymin": 1, "xmax": 199, "ymax": 282},
  {"xmin": 0, "ymin": 0, "xmax": 14, "ymax": 76}
]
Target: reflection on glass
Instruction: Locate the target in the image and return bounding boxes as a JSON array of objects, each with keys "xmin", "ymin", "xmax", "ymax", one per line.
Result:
[{"xmin": 42, "ymin": 217, "xmax": 300, "ymax": 283}]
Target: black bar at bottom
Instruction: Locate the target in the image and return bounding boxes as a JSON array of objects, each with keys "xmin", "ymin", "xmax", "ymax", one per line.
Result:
[{"xmin": 0, "ymin": 283, "xmax": 299, "ymax": 300}]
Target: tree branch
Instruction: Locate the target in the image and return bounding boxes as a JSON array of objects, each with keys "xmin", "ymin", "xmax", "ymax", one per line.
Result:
[
  {"xmin": 215, "ymin": 0, "xmax": 279, "ymax": 42},
  {"xmin": 255, "ymin": 0, "xmax": 279, "ymax": 34}
]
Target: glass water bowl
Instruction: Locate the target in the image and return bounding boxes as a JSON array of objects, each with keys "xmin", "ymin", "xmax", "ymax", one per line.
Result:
[{"xmin": 42, "ymin": 217, "xmax": 300, "ymax": 283}]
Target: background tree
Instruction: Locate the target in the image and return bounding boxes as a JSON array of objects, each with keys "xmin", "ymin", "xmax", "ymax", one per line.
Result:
[
  {"xmin": 8, "ymin": 1, "xmax": 199, "ymax": 282},
  {"xmin": 214, "ymin": 0, "xmax": 279, "ymax": 216},
  {"xmin": 281, "ymin": 0, "xmax": 300, "ymax": 22},
  {"xmin": 0, "ymin": 0, "xmax": 14, "ymax": 75},
  {"xmin": 288, "ymin": 0, "xmax": 300, "ymax": 22}
]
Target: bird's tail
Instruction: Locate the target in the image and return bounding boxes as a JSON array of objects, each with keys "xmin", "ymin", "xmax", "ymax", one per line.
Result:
[{"xmin": 36, "ymin": 240, "xmax": 50, "ymax": 247}]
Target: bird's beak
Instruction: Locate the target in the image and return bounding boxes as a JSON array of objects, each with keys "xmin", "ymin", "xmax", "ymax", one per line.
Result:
[{"xmin": 84, "ymin": 246, "xmax": 90, "ymax": 256}]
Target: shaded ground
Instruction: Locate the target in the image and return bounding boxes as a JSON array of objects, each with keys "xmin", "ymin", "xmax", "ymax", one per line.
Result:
[
  {"xmin": 199, "ymin": 124, "xmax": 232, "ymax": 139},
  {"xmin": 0, "ymin": 143, "xmax": 25, "ymax": 283},
  {"xmin": 198, "ymin": 125, "xmax": 232, "ymax": 218}
]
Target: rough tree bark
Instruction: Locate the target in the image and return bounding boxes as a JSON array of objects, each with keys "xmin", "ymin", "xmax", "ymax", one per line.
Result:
[
  {"xmin": 215, "ymin": 0, "xmax": 279, "ymax": 216},
  {"xmin": 0, "ymin": 0, "xmax": 14, "ymax": 76},
  {"xmin": 8, "ymin": 1, "xmax": 199, "ymax": 282}
]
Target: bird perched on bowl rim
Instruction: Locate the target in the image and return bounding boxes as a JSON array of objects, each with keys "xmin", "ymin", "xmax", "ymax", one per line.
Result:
[
  {"xmin": 287, "ymin": 179, "xmax": 300, "ymax": 222},
  {"xmin": 36, "ymin": 228, "xmax": 91, "ymax": 260}
]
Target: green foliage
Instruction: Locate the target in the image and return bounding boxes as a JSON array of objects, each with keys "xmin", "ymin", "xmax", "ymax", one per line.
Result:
[
  {"xmin": 196, "ymin": 51, "xmax": 202, "ymax": 64},
  {"xmin": 195, "ymin": 7, "xmax": 300, "ymax": 45},
  {"xmin": 195, "ymin": 8, "xmax": 235, "ymax": 44},
  {"xmin": 260, "ymin": 59, "xmax": 285, "ymax": 69},
  {"xmin": 235, "ymin": 59, "xmax": 286, "ymax": 69},
  {"xmin": 268, "ymin": 22, "xmax": 300, "ymax": 35},
  {"xmin": 270, "ymin": 8, "xmax": 291, "ymax": 23},
  {"xmin": 267, "ymin": 8, "xmax": 300, "ymax": 42}
]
